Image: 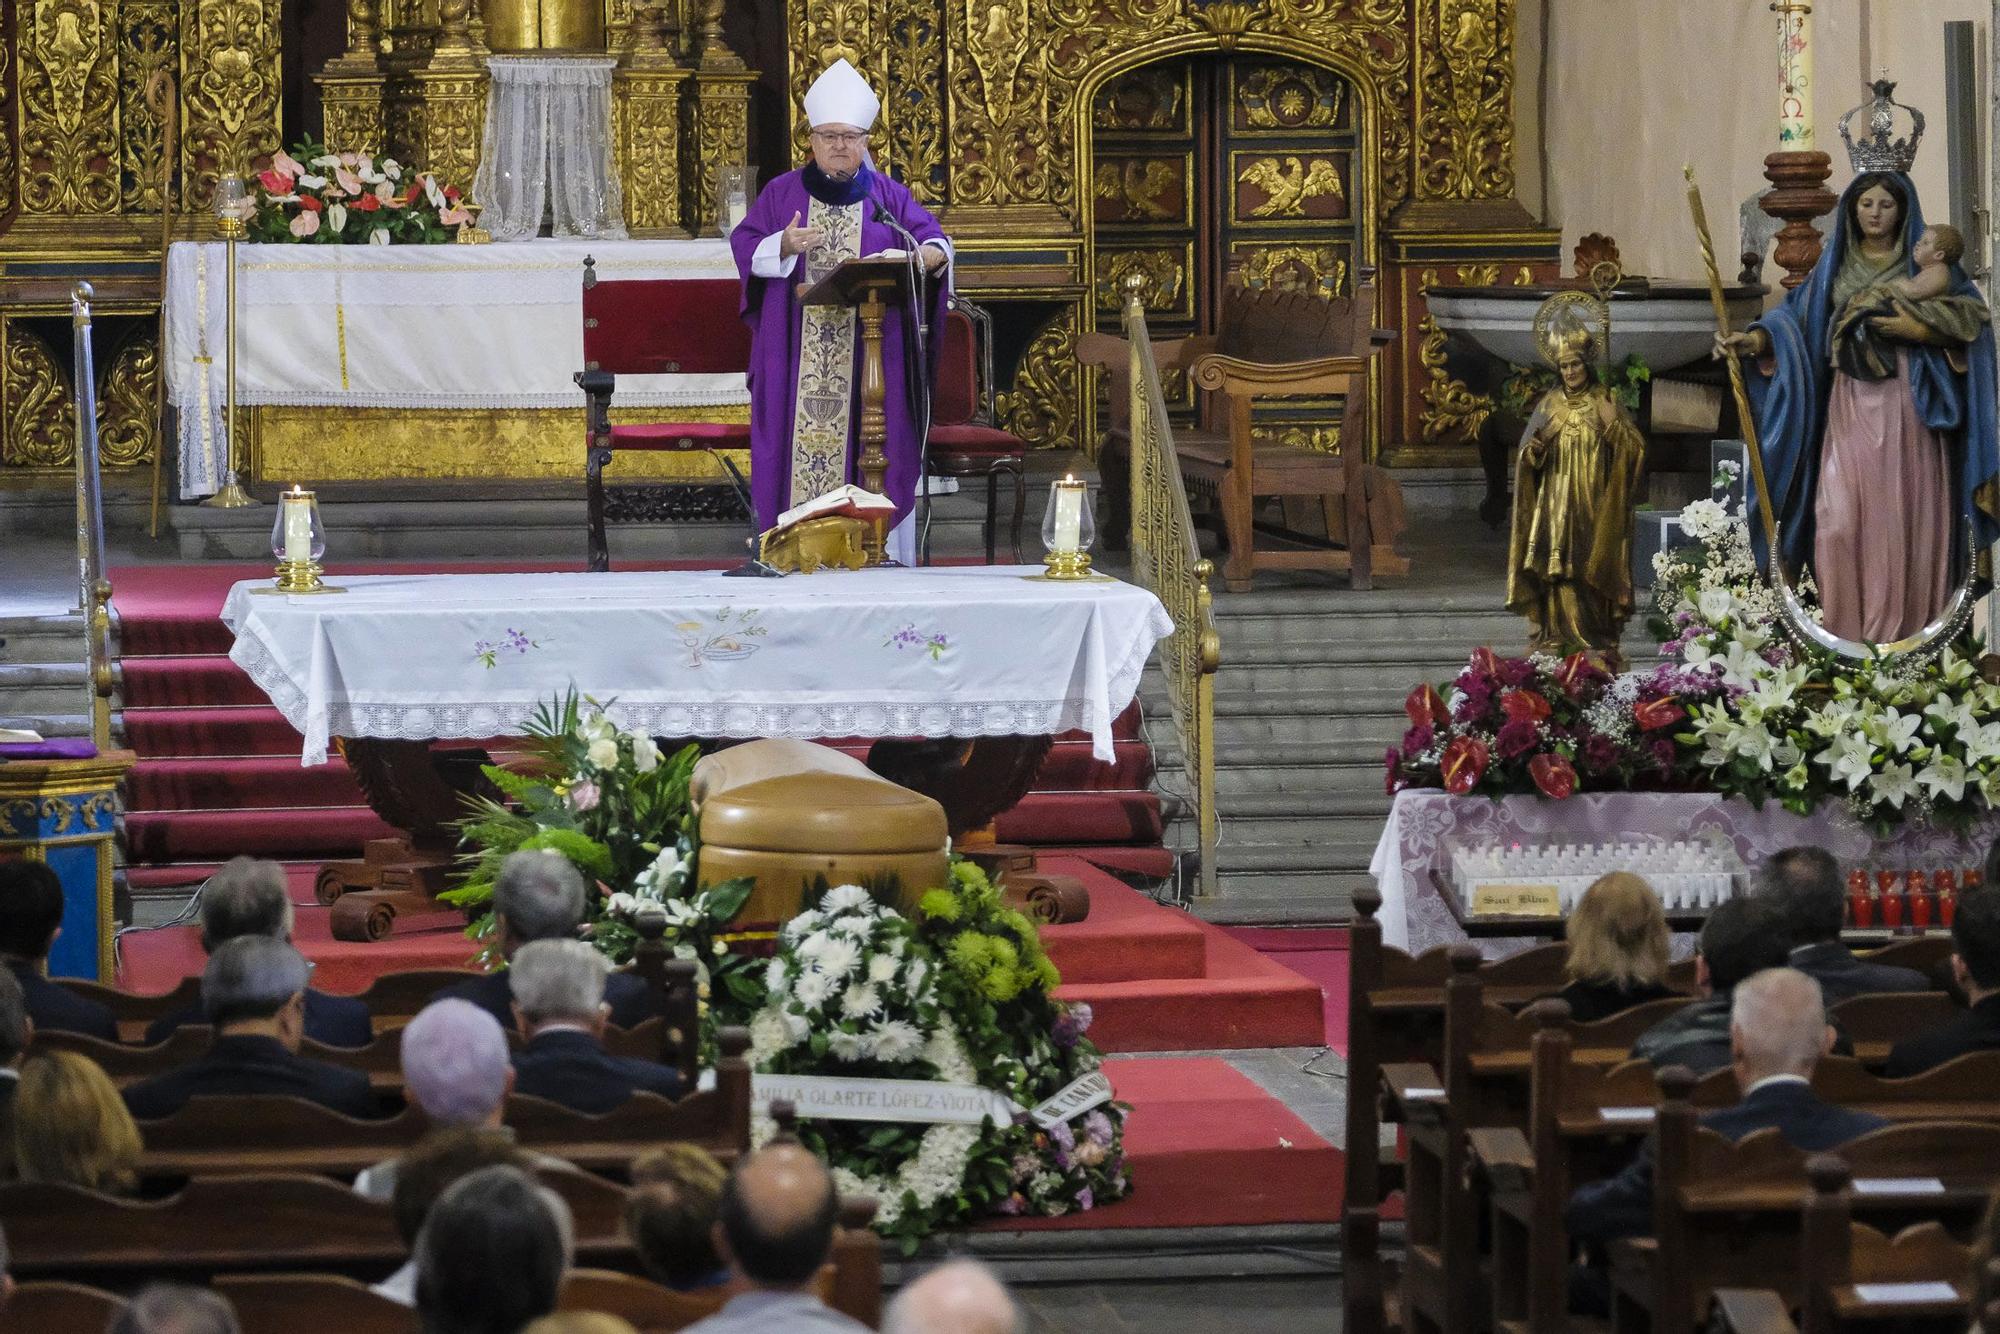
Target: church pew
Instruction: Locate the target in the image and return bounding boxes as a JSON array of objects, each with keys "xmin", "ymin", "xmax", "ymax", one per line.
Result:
[
  {"xmin": 1484, "ymin": 1002, "xmax": 2000, "ymax": 1334},
  {"xmin": 0, "ymin": 1280, "xmax": 127, "ymax": 1331},
  {"xmin": 1607, "ymin": 1073, "xmax": 2000, "ymax": 1334},
  {"xmin": 1796, "ymin": 1155, "xmax": 1976, "ymax": 1334},
  {"xmin": 40, "ymin": 1014, "xmax": 684, "ymax": 1094},
  {"xmin": 129, "ymin": 1028, "xmax": 752, "ymax": 1181},
  {"xmin": 213, "ymin": 1275, "xmax": 417, "ymax": 1334},
  {"xmin": 58, "ymin": 969, "xmax": 479, "ymax": 1043}
]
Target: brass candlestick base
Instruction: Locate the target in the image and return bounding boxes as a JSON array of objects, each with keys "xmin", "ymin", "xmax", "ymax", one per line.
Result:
[
  {"xmin": 204, "ymin": 479, "xmax": 257, "ymax": 509},
  {"xmin": 1038, "ymin": 549, "xmax": 1093, "ymax": 580},
  {"xmin": 250, "ymin": 559, "xmax": 346, "ymax": 595}
]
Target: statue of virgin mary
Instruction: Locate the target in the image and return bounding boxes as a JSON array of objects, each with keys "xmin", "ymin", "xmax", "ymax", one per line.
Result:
[{"xmin": 1719, "ymin": 83, "xmax": 1998, "ymax": 644}]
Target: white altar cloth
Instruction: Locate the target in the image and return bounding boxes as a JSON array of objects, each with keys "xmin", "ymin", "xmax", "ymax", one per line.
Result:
[
  {"xmin": 220, "ymin": 567, "xmax": 1175, "ymax": 768},
  {"xmin": 162, "ymin": 238, "xmax": 747, "ymax": 498},
  {"xmin": 1373, "ymin": 788, "xmax": 2000, "ymax": 956}
]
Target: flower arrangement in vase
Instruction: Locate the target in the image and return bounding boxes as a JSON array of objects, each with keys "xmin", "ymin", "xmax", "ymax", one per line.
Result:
[{"xmin": 247, "ymin": 139, "xmax": 474, "ymax": 244}]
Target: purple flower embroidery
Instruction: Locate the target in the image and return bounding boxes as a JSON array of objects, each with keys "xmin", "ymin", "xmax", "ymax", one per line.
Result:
[
  {"xmin": 885, "ymin": 624, "xmax": 951, "ymax": 661},
  {"xmin": 473, "ymin": 628, "xmax": 541, "ymax": 669}
]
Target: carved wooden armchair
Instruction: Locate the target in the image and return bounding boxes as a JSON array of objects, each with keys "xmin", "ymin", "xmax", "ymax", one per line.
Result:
[
  {"xmin": 1077, "ymin": 278, "xmax": 1407, "ymax": 592},
  {"xmin": 575, "ymin": 256, "xmax": 755, "ymax": 572}
]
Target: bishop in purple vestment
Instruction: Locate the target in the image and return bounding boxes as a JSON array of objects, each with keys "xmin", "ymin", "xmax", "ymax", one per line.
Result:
[{"xmin": 729, "ymin": 59, "xmax": 952, "ymax": 563}]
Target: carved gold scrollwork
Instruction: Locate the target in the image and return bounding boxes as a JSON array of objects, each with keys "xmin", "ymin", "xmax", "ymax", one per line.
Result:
[
  {"xmin": 883, "ymin": 0, "xmax": 945, "ymax": 199},
  {"xmin": 118, "ymin": 0, "xmax": 178, "ymax": 213},
  {"xmin": 2, "ymin": 326, "xmax": 74, "ymax": 467},
  {"xmin": 20, "ymin": 0, "xmax": 120, "ymax": 214},
  {"xmin": 1094, "ymin": 249, "xmax": 1184, "ymax": 316},
  {"xmin": 1092, "ymin": 63, "xmax": 1184, "ymax": 131},
  {"xmin": 182, "ymin": 0, "xmax": 282, "ymax": 210},
  {"xmin": 1237, "ymin": 153, "xmax": 1344, "ymax": 218},
  {"xmin": 1232, "ymin": 243, "xmax": 1346, "ymax": 295},
  {"xmin": 1417, "ymin": 0, "xmax": 1515, "ymax": 201},
  {"xmin": 615, "ymin": 72, "xmax": 684, "ymax": 235},
  {"xmin": 1416, "ymin": 312, "xmax": 1491, "ymax": 447},
  {"xmin": 1092, "ymin": 158, "xmax": 1182, "ymax": 223},
  {"xmin": 97, "ymin": 334, "xmax": 160, "ymax": 467},
  {"xmin": 0, "ymin": 34, "xmax": 14, "ymax": 202},
  {"xmin": 996, "ymin": 306, "xmax": 1079, "ymax": 452},
  {"xmin": 1253, "ymin": 423, "xmax": 1341, "ymax": 452},
  {"xmin": 1238, "ymin": 62, "xmax": 1343, "ymax": 130}
]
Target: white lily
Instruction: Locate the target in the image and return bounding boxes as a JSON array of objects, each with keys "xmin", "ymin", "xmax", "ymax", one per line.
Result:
[
  {"xmin": 1869, "ymin": 760, "xmax": 1920, "ymax": 809},
  {"xmin": 1697, "ymin": 586, "xmax": 1734, "ymax": 626},
  {"xmin": 1917, "ymin": 753, "xmax": 1969, "ymax": 803},
  {"xmin": 1869, "ymin": 708, "xmax": 1922, "ymax": 755},
  {"xmin": 1820, "ymin": 730, "xmax": 1876, "ymax": 792},
  {"xmin": 630, "ymin": 733, "xmax": 661, "ymax": 773}
]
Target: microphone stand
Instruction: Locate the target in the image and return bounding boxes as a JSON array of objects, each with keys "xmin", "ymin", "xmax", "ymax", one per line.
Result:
[
  {"xmin": 871, "ymin": 200, "xmax": 938, "ymax": 565},
  {"xmin": 715, "ymin": 451, "xmax": 784, "ymax": 578}
]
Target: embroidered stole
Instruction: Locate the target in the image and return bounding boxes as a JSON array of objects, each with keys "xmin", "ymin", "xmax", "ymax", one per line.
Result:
[{"xmin": 787, "ymin": 197, "xmax": 864, "ymax": 507}]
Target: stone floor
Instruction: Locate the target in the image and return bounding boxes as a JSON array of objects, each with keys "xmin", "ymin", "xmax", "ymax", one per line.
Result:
[{"xmin": 1021, "ymin": 1275, "xmax": 1340, "ymax": 1332}]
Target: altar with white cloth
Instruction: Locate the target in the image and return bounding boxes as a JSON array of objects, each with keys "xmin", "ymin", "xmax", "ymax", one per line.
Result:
[
  {"xmin": 221, "ymin": 566, "xmax": 1174, "ymax": 768},
  {"xmin": 161, "ymin": 238, "xmax": 745, "ymax": 498},
  {"xmin": 1373, "ymin": 789, "xmax": 2000, "ymax": 957}
]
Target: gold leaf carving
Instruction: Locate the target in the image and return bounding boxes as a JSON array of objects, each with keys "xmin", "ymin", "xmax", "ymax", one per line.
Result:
[
  {"xmin": 1092, "ymin": 63, "xmax": 1183, "ymax": 131},
  {"xmin": 1092, "ymin": 159, "xmax": 1181, "ymax": 223},
  {"xmin": 996, "ymin": 307, "xmax": 1079, "ymax": 451},
  {"xmin": 182, "ymin": 0, "xmax": 282, "ymax": 211},
  {"xmin": 1233, "ymin": 243, "xmax": 1346, "ymax": 295},
  {"xmin": 20, "ymin": 0, "xmax": 119, "ymax": 214},
  {"xmin": 1237, "ymin": 61, "xmax": 1344, "ymax": 130},
  {"xmin": 97, "ymin": 334, "xmax": 160, "ymax": 467},
  {"xmin": 1417, "ymin": 0, "xmax": 1515, "ymax": 200},
  {"xmin": 615, "ymin": 70, "xmax": 684, "ymax": 234},
  {"xmin": 1094, "ymin": 249, "xmax": 1184, "ymax": 315},
  {"xmin": 2, "ymin": 326, "xmax": 74, "ymax": 467},
  {"xmin": 118, "ymin": 0, "xmax": 178, "ymax": 213},
  {"xmin": 1416, "ymin": 313, "xmax": 1491, "ymax": 447},
  {"xmin": 1237, "ymin": 154, "xmax": 1344, "ymax": 218}
]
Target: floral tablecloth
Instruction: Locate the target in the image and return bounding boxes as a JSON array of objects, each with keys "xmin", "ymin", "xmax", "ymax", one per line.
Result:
[
  {"xmin": 220, "ymin": 567, "xmax": 1175, "ymax": 767},
  {"xmin": 1372, "ymin": 788, "xmax": 2000, "ymax": 956}
]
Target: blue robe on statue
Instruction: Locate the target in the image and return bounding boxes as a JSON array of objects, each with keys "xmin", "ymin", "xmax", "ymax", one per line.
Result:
[{"xmin": 1745, "ymin": 173, "xmax": 2000, "ymax": 599}]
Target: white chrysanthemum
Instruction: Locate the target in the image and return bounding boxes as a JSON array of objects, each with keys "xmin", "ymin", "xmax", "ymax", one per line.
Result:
[
  {"xmin": 792, "ymin": 970, "xmax": 833, "ymax": 1009},
  {"xmin": 871, "ymin": 1019, "xmax": 923, "ymax": 1063},
  {"xmin": 781, "ymin": 1010, "xmax": 811, "ymax": 1044},
  {"xmin": 795, "ymin": 930, "xmax": 833, "ymax": 961},
  {"xmin": 763, "ymin": 954, "xmax": 790, "ymax": 996},
  {"xmin": 840, "ymin": 983, "xmax": 882, "ymax": 1020},
  {"xmin": 813, "ymin": 935, "xmax": 861, "ymax": 979},
  {"xmin": 823, "ymin": 883, "xmax": 874, "ymax": 913},
  {"xmin": 904, "ymin": 957, "xmax": 929, "ymax": 993},
  {"xmin": 748, "ymin": 1008, "xmax": 791, "ymax": 1060},
  {"xmin": 827, "ymin": 1029, "xmax": 873, "ymax": 1061},
  {"xmin": 867, "ymin": 954, "xmax": 898, "ymax": 985},
  {"xmin": 886, "ymin": 936, "xmax": 907, "ymax": 958}
]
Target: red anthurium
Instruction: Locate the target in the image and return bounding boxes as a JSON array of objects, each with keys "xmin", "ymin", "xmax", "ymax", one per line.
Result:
[
  {"xmin": 1468, "ymin": 647, "xmax": 1503, "ymax": 679},
  {"xmin": 1405, "ymin": 684, "xmax": 1450, "ymax": 728},
  {"xmin": 354, "ymin": 191, "xmax": 382, "ymax": 212},
  {"xmin": 257, "ymin": 169, "xmax": 294, "ymax": 196},
  {"xmin": 1633, "ymin": 696, "xmax": 1687, "ymax": 732},
  {"xmin": 1441, "ymin": 736, "xmax": 1490, "ymax": 795},
  {"xmin": 1529, "ymin": 753, "xmax": 1577, "ymax": 800},
  {"xmin": 298, "ymin": 195, "xmax": 324, "ymax": 212},
  {"xmin": 1554, "ymin": 652, "xmax": 1609, "ymax": 695},
  {"xmin": 1500, "ymin": 689, "xmax": 1552, "ymax": 724}
]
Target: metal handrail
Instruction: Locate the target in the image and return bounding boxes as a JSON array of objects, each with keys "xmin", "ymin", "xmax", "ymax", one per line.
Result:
[
  {"xmin": 1121, "ymin": 283, "xmax": 1220, "ymax": 899},
  {"xmin": 72, "ymin": 282, "xmax": 115, "ymax": 751}
]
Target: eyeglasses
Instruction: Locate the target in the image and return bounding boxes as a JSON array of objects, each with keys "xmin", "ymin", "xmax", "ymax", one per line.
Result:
[{"xmin": 811, "ymin": 130, "xmax": 867, "ymax": 147}]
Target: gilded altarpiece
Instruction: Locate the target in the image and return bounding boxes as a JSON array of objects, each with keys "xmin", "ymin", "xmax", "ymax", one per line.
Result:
[
  {"xmin": 0, "ymin": 0, "xmax": 281, "ymax": 473},
  {"xmin": 784, "ymin": 0, "xmax": 1554, "ymax": 463}
]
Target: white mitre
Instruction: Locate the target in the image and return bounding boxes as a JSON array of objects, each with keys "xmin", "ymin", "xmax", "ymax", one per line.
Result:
[{"xmin": 804, "ymin": 59, "xmax": 880, "ymax": 132}]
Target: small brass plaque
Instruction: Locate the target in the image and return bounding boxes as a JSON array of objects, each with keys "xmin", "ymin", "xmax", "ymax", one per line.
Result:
[{"xmin": 1470, "ymin": 883, "xmax": 1562, "ymax": 918}]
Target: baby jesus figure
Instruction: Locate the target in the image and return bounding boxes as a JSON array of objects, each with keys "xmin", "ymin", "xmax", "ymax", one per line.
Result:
[{"xmin": 1831, "ymin": 223, "xmax": 1974, "ymax": 380}]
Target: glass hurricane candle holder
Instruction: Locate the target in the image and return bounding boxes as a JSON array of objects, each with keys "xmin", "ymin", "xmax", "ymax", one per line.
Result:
[
  {"xmin": 716, "ymin": 164, "xmax": 750, "ymax": 237},
  {"xmin": 1038, "ymin": 475, "xmax": 1095, "ymax": 579},
  {"xmin": 254, "ymin": 486, "xmax": 343, "ymax": 595}
]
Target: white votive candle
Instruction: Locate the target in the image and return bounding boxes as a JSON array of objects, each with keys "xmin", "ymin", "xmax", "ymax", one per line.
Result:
[
  {"xmin": 282, "ymin": 487, "xmax": 313, "ymax": 563},
  {"xmin": 1052, "ymin": 476, "xmax": 1084, "ymax": 551}
]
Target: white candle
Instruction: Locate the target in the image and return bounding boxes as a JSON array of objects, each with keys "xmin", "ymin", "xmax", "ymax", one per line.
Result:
[
  {"xmin": 282, "ymin": 487, "xmax": 313, "ymax": 563},
  {"xmin": 1052, "ymin": 477, "xmax": 1084, "ymax": 551},
  {"xmin": 1776, "ymin": 1, "xmax": 1814, "ymax": 148}
]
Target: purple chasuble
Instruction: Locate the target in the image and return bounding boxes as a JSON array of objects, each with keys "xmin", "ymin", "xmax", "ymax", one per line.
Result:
[{"xmin": 729, "ymin": 168, "xmax": 950, "ymax": 531}]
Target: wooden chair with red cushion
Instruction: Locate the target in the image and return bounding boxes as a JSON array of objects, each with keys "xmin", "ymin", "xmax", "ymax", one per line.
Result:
[
  {"xmin": 576, "ymin": 256, "xmax": 755, "ymax": 572},
  {"xmin": 924, "ymin": 295, "xmax": 1028, "ymax": 564}
]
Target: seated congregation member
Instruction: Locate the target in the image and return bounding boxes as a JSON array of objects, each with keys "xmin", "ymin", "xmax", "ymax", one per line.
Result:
[
  {"xmin": 110, "ymin": 1284, "xmax": 241, "ymax": 1334},
  {"xmin": 683, "ymin": 1142, "xmax": 868, "ymax": 1334},
  {"xmin": 438, "ymin": 851, "xmax": 654, "ymax": 1030},
  {"xmin": 0, "ymin": 858, "xmax": 115, "ymax": 1040},
  {"xmin": 375, "ymin": 1127, "xmax": 538, "ymax": 1306},
  {"xmin": 882, "ymin": 1259, "xmax": 1022, "ymax": 1334},
  {"xmin": 1763, "ymin": 845, "xmax": 1930, "ymax": 1001},
  {"xmin": 145, "ymin": 857, "xmax": 371, "ymax": 1048},
  {"xmin": 1630, "ymin": 896, "xmax": 1790, "ymax": 1074},
  {"xmin": 524, "ymin": 1318, "xmax": 640, "ymax": 1334},
  {"xmin": 1884, "ymin": 888, "xmax": 2000, "ymax": 1076},
  {"xmin": 1567, "ymin": 967, "xmax": 1887, "ymax": 1310},
  {"xmin": 626, "ymin": 1142, "xmax": 731, "ymax": 1292},
  {"xmin": 414, "ymin": 1163, "xmax": 574, "ymax": 1334},
  {"xmin": 509, "ymin": 939, "xmax": 681, "ymax": 1114},
  {"xmin": 0, "ymin": 969, "xmax": 28, "ymax": 1180},
  {"xmin": 13, "ymin": 1050, "xmax": 141, "ymax": 1194},
  {"xmin": 356, "ymin": 997, "xmax": 550, "ymax": 1200},
  {"xmin": 1544, "ymin": 872, "xmax": 1679, "ymax": 1022},
  {"xmin": 122, "ymin": 937, "xmax": 377, "ymax": 1120}
]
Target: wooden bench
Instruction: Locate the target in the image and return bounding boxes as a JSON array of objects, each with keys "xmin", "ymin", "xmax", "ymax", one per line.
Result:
[
  {"xmin": 0, "ymin": 1280, "xmax": 127, "ymax": 1331},
  {"xmin": 58, "ymin": 969, "xmax": 481, "ymax": 1044}
]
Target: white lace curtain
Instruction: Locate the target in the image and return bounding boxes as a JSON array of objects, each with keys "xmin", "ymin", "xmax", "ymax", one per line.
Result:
[{"xmin": 474, "ymin": 56, "xmax": 628, "ymax": 241}]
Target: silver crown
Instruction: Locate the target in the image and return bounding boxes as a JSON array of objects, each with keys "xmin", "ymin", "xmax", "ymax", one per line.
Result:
[{"xmin": 1839, "ymin": 78, "xmax": 1924, "ymax": 174}]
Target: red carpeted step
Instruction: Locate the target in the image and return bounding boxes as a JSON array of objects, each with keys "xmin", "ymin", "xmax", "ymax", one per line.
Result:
[
  {"xmin": 121, "ymin": 655, "xmax": 269, "ymax": 708},
  {"xmin": 1039, "ymin": 883, "xmax": 1206, "ymax": 983},
  {"xmin": 127, "ymin": 756, "xmax": 365, "ymax": 812},
  {"xmin": 124, "ymin": 706, "xmax": 307, "ymax": 758},
  {"xmin": 994, "ymin": 791, "xmax": 1163, "ymax": 846},
  {"xmin": 126, "ymin": 806, "xmax": 400, "ymax": 864},
  {"xmin": 1060, "ymin": 846, "xmax": 1177, "ymax": 880},
  {"xmin": 982, "ymin": 1057, "xmax": 1340, "ymax": 1230},
  {"xmin": 1033, "ymin": 738, "xmax": 1155, "ymax": 790}
]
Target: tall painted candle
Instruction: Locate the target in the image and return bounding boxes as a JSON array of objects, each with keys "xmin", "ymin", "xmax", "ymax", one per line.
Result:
[
  {"xmin": 281, "ymin": 486, "xmax": 314, "ymax": 563},
  {"xmin": 1775, "ymin": 1, "xmax": 1814, "ymax": 148}
]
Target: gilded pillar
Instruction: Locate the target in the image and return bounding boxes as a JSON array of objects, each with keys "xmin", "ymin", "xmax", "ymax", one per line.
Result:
[
  {"xmin": 615, "ymin": 4, "xmax": 689, "ymax": 236},
  {"xmin": 680, "ymin": 1, "xmax": 753, "ymax": 234},
  {"xmin": 386, "ymin": 0, "xmax": 488, "ymax": 193},
  {"xmin": 180, "ymin": 0, "xmax": 284, "ymax": 211},
  {"xmin": 317, "ymin": 0, "xmax": 390, "ymax": 154}
]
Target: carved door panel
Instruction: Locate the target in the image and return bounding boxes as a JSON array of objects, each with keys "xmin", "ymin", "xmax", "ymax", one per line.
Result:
[{"xmin": 1090, "ymin": 54, "xmax": 1360, "ymax": 442}]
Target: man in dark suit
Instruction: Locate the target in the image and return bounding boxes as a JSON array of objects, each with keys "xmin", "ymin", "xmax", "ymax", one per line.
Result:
[
  {"xmin": 1884, "ymin": 888, "xmax": 2000, "ymax": 1076},
  {"xmin": 436, "ymin": 852, "xmax": 654, "ymax": 1030},
  {"xmin": 0, "ymin": 969, "xmax": 27, "ymax": 1180},
  {"xmin": 1567, "ymin": 967, "xmax": 1886, "ymax": 1310},
  {"xmin": 1761, "ymin": 846, "xmax": 1931, "ymax": 1001},
  {"xmin": 0, "ymin": 858, "xmax": 115, "ymax": 1040},
  {"xmin": 144, "ymin": 857, "xmax": 372, "ymax": 1048},
  {"xmin": 122, "ymin": 936, "xmax": 378, "ymax": 1120},
  {"xmin": 1630, "ymin": 896, "xmax": 1791, "ymax": 1074},
  {"xmin": 509, "ymin": 939, "xmax": 681, "ymax": 1115}
]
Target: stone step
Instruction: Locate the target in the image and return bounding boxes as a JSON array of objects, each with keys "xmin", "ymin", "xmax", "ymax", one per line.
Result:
[
  {"xmin": 1190, "ymin": 870, "xmax": 1371, "ymax": 924},
  {"xmin": 0, "ymin": 613, "xmax": 93, "ymax": 665},
  {"xmin": 1211, "ymin": 836, "xmax": 1379, "ymax": 874},
  {"xmin": 0, "ymin": 662, "xmax": 96, "ymax": 719},
  {"xmin": 0, "ymin": 710, "xmax": 96, "ymax": 739}
]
